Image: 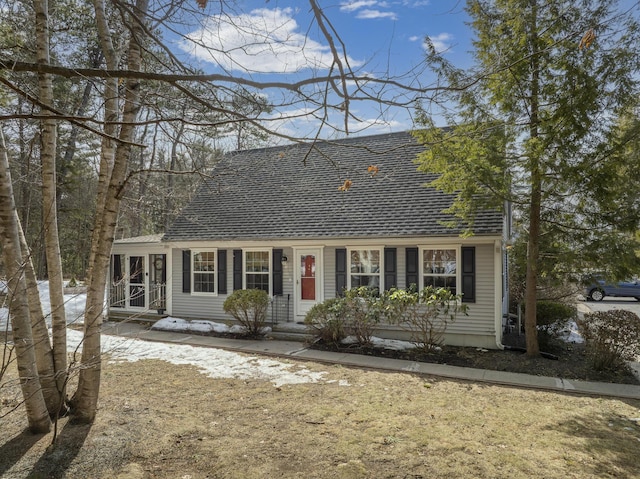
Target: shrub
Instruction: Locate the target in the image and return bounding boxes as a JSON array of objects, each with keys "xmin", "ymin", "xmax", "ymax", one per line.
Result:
[
  {"xmin": 223, "ymin": 289, "xmax": 270, "ymax": 337},
  {"xmin": 342, "ymin": 287, "xmax": 385, "ymax": 346},
  {"xmin": 578, "ymin": 309, "xmax": 640, "ymax": 371},
  {"xmin": 536, "ymin": 300, "xmax": 577, "ymax": 350},
  {"xmin": 304, "ymin": 298, "xmax": 347, "ymax": 345},
  {"xmin": 304, "ymin": 287, "xmax": 384, "ymax": 346},
  {"xmin": 384, "ymin": 286, "xmax": 467, "ymax": 351}
]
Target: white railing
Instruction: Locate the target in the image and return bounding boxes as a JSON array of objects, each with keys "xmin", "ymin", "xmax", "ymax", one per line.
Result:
[
  {"xmin": 150, "ymin": 282, "xmax": 166, "ymax": 311},
  {"xmin": 109, "ymin": 282, "xmax": 126, "ymax": 308}
]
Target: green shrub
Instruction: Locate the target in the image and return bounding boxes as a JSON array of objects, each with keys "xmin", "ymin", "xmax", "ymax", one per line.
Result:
[
  {"xmin": 535, "ymin": 300, "xmax": 577, "ymax": 350},
  {"xmin": 304, "ymin": 298, "xmax": 347, "ymax": 345},
  {"xmin": 578, "ymin": 309, "xmax": 640, "ymax": 371},
  {"xmin": 383, "ymin": 286, "xmax": 467, "ymax": 351},
  {"xmin": 304, "ymin": 287, "xmax": 384, "ymax": 346},
  {"xmin": 306, "ymin": 286, "xmax": 467, "ymax": 350},
  {"xmin": 223, "ymin": 289, "xmax": 270, "ymax": 337}
]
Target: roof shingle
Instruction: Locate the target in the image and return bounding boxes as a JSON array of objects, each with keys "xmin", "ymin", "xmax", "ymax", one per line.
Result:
[{"xmin": 163, "ymin": 131, "xmax": 503, "ymax": 241}]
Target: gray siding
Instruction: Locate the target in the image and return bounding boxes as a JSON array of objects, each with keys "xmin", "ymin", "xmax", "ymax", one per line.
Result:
[
  {"xmin": 447, "ymin": 243, "xmax": 497, "ymax": 336},
  {"xmin": 171, "ymin": 247, "xmax": 296, "ymax": 323},
  {"xmin": 167, "ymin": 242, "xmax": 499, "ymax": 348}
]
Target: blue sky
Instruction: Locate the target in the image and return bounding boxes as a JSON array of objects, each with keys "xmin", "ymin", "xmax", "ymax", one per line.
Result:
[{"xmin": 171, "ymin": 1, "xmax": 476, "ymax": 141}]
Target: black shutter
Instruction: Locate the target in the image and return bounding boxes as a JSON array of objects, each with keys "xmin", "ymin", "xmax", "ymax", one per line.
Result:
[
  {"xmin": 461, "ymin": 246, "xmax": 476, "ymax": 303},
  {"xmin": 182, "ymin": 250, "xmax": 191, "ymax": 293},
  {"xmin": 233, "ymin": 249, "xmax": 243, "ymax": 290},
  {"xmin": 336, "ymin": 248, "xmax": 347, "ymax": 297},
  {"xmin": 405, "ymin": 247, "xmax": 419, "ymax": 291},
  {"xmin": 273, "ymin": 249, "xmax": 283, "ymax": 296},
  {"xmin": 161, "ymin": 254, "xmax": 167, "ymax": 283},
  {"xmin": 384, "ymin": 247, "xmax": 397, "ymax": 291},
  {"xmin": 218, "ymin": 249, "xmax": 227, "ymax": 294},
  {"xmin": 113, "ymin": 255, "xmax": 122, "ymax": 282}
]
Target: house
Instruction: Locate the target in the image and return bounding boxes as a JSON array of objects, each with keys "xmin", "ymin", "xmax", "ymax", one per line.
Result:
[{"xmin": 108, "ymin": 131, "xmax": 508, "ymax": 349}]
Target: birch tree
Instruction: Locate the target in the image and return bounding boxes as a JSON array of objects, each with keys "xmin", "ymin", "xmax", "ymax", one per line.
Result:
[
  {"xmin": 69, "ymin": 0, "xmax": 150, "ymax": 422},
  {"xmin": 0, "ymin": 128, "xmax": 51, "ymax": 433},
  {"xmin": 34, "ymin": 0, "xmax": 67, "ymax": 408}
]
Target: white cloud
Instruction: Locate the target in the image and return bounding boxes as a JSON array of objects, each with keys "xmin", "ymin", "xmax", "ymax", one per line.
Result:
[
  {"xmin": 181, "ymin": 7, "xmax": 361, "ymax": 74},
  {"xmin": 340, "ymin": 1, "xmax": 379, "ymax": 12},
  {"xmin": 340, "ymin": 1, "xmax": 397, "ymax": 20},
  {"xmin": 424, "ymin": 32, "xmax": 453, "ymax": 53},
  {"xmin": 356, "ymin": 9, "xmax": 398, "ymax": 20},
  {"xmin": 408, "ymin": 35, "xmax": 421, "ymax": 42}
]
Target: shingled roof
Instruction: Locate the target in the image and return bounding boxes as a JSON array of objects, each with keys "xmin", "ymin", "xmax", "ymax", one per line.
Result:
[{"xmin": 162, "ymin": 131, "xmax": 503, "ymax": 242}]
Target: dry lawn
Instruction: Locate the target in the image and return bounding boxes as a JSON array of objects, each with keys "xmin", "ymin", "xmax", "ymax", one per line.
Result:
[{"xmin": 1, "ymin": 354, "xmax": 640, "ymax": 479}]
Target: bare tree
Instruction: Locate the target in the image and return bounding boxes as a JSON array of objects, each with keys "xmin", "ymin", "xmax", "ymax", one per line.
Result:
[
  {"xmin": 69, "ymin": 0, "xmax": 150, "ymax": 423},
  {"xmin": 34, "ymin": 0, "xmax": 67, "ymax": 410},
  {"xmin": 0, "ymin": 128, "xmax": 51, "ymax": 433}
]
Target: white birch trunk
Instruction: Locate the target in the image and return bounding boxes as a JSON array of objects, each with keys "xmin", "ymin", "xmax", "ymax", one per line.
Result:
[
  {"xmin": 86, "ymin": 0, "xmax": 119, "ymax": 282},
  {"xmin": 70, "ymin": 0, "xmax": 149, "ymax": 423},
  {"xmin": 0, "ymin": 129, "xmax": 51, "ymax": 433},
  {"xmin": 34, "ymin": 0, "xmax": 67, "ymax": 394},
  {"xmin": 18, "ymin": 219, "xmax": 63, "ymax": 415}
]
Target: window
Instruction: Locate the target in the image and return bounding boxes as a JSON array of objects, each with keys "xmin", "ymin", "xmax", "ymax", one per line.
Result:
[
  {"xmin": 245, "ymin": 250, "xmax": 270, "ymax": 293},
  {"xmin": 349, "ymin": 248, "xmax": 381, "ymax": 289},
  {"xmin": 422, "ymin": 248, "xmax": 457, "ymax": 294},
  {"xmin": 192, "ymin": 250, "xmax": 216, "ymax": 294}
]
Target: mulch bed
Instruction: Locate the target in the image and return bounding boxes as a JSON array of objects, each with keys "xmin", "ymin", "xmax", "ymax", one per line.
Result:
[{"xmin": 308, "ymin": 332, "xmax": 640, "ymax": 385}]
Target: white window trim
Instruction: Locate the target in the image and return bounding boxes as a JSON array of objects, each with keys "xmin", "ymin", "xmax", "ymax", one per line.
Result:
[
  {"xmin": 419, "ymin": 245, "xmax": 461, "ymax": 294},
  {"xmin": 191, "ymin": 248, "xmax": 218, "ymax": 296},
  {"xmin": 346, "ymin": 247, "xmax": 383, "ymax": 290},
  {"xmin": 243, "ymin": 248, "xmax": 272, "ymax": 295}
]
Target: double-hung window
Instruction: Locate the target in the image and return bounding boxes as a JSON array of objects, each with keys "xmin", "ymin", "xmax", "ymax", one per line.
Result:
[
  {"xmin": 192, "ymin": 250, "xmax": 216, "ymax": 294},
  {"xmin": 349, "ymin": 248, "xmax": 382, "ymax": 289},
  {"xmin": 245, "ymin": 250, "xmax": 270, "ymax": 293},
  {"xmin": 422, "ymin": 248, "xmax": 457, "ymax": 294}
]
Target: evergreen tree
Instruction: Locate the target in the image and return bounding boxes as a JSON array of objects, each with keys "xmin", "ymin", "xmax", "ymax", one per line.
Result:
[{"xmin": 414, "ymin": 0, "xmax": 640, "ymax": 355}]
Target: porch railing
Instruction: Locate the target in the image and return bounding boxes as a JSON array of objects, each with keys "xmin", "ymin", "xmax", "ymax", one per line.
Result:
[
  {"xmin": 109, "ymin": 282, "xmax": 126, "ymax": 308},
  {"xmin": 150, "ymin": 282, "xmax": 166, "ymax": 312},
  {"xmin": 109, "ymin": 281, "xmax": 166, "ymax": 312}
]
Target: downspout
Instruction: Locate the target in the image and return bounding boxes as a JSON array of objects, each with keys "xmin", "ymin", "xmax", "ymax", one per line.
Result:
[{"xmin": 494, "ymin": 238, "xmax": 505, "ymax": 349}]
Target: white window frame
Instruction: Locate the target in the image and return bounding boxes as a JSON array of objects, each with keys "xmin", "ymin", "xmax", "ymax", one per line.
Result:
[
  {"xmin": 243, "ymin": 248, "xmax": 272, "ymax": 295},
  {"xmin": 191, "ymin": 249, "xmax": 217, "ymax": 296},
  {"xmin": 420, "ymin": 246, "xmax": 461, "ymax": 295},
  {"xmin": 347, "ymin": 247, "xmax": 383, "ymax": 290}
]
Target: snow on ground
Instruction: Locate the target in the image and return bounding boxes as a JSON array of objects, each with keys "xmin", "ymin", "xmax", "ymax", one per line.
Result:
[
  {"xmin": 152, "ymin": 316, "xmax": 271, "ymax": 336},
  {"xmin": 66, "ymin": 329, "xmax": 330, "ymax": 388},
  {"xmin": 0, "ymin": 280, "xmax": 86, "ymax": 332},
  {"xmin": 2, "ymin": 282, "xmax": 337, "ymax": 387}
]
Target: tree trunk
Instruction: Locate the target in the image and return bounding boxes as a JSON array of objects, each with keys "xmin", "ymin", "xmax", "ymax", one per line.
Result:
[
  {"xmin": 34, "ymin": 0, "xmax": 68, "ymax": 396},
  {"xmin": 524, "ymin": 0, "xmax": 541, "ymax": 357},
  {"xmin": 85, "ymin": 0, "xmax": 120, "ymax": 283},
  {"xmin": 19, "ymin": 219, "xmax": 63, "ymax": 416},
  {"xmin": 165, "ymin": 123, "xmax": 184, "ymax": 230},
  {"xmin": 70, "ymin": 0, "xmax": 149, "ymax": 423},
  {"xmin": 0, "ymin": 129, "xmax": 51, "ymax": 434}
]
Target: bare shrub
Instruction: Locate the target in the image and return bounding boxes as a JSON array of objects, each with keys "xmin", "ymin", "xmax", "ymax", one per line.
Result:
[
  {"xmin": 223, "ymin": 289, "xmax": 270, "ymax": 337},
  {"xmin": 578, "ymin": 310, "xmax": 640, "ymax": 371},
  {"xmin": 342, "ymin": 287, "xmax": 384, "ymax": 346},
  {"xmin": 384, "ymin": 287, "xmax": 467, "ymax": 351}
]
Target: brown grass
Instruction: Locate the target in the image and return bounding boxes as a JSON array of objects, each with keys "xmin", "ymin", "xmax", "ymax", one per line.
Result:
[{"xmin": 1, "ymin": 355, "xmax": 639, "ymax": 479}]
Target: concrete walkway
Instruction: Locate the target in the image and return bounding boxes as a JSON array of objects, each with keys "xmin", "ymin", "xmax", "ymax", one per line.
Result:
[{"xmin": 102, "ymin": 321, "xmax": 640, "ymax": 400}]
